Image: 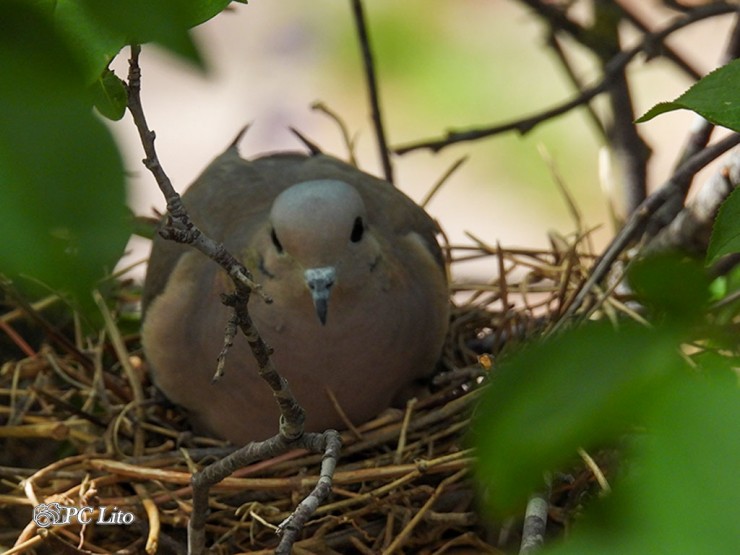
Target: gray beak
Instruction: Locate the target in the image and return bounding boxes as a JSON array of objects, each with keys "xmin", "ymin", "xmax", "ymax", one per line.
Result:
[{"xmin": 304, "ymin": 267, "xmax": 336, "ymax": 325}]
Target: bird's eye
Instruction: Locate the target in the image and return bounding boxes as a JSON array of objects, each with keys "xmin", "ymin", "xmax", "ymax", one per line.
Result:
[
  {"xmin": 350, "ymin": 217, "xmax": 364, "ymax": 243},
  {"xmin": 270, "ymin": 228, "xmax": 283, "ymax": 253}
]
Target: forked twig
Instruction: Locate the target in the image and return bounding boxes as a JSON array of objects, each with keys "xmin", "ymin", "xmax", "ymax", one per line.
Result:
[
  {"xmin": 393, "ymin": 3, "xmax": 738, "ymax": 155},
  {"xmin": 124, "ymin": 44, "xmax": 341, "ymax": 555}
]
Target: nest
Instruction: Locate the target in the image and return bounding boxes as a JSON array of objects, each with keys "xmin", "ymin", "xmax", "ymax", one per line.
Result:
[{"xmin": 0, "ymin": 237, "xmax": 604, "ymax": 554}]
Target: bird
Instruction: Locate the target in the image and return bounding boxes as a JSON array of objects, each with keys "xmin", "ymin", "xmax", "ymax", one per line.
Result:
[{"xmin": 141, "ymin": 140, "xmax": 449, "ymax": 444}]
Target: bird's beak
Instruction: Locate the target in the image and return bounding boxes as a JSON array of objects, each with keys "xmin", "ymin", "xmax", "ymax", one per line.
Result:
[{"xmin": 304, "ymin": 267, "xmax": 336, "ymax": 325}]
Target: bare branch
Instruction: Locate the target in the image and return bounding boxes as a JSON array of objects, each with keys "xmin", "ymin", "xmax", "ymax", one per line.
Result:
[
  {"xmin": 421, "ymin": 156, "xmax": 468, "ymax": 208},
  {"xmin": 125, "ymin": 47, "xmax": 269, "ymax": 305},
  {"xmin": 594, "ymin": 2, "xmax": 651, "ymax": 214},
  {"xmin": 350, "ymin": 0, "xmax": 394, "ymax": 184},
  {"xmin": 646, "ymin": 12, "xmax": 740, "ymax": 236},
  {"xmin": 188, "ymin": 430, "xmax": 341, "ymax": 555},
  {"xmin": 546, "ymin": 31, "xmax": 606, "ymax": 140},
  {"xmin": 522, "ymin": 0, "xmax": 703, "ymax": 81},
  {"xmin": 556, "ymin": 133, "xmax": 740, "ymax": 327},
  {"xmin": 393, "ymin": 3, "xmax": 738, "ymax": 156},
  {"xmin": 125, "ymin": 45, "xmax": 341, "ymax": 555},
  {"xmin": 276, "ymin": 431, "xmax": 341, "ymax": 553},
  {"xmin": 615, "ymin": 0, "xmax": 703, "ymax": 80},
  {"xmin": 125, "ymin": 45, "xmax": 179, "ymax": 204},
  {"xmin": 517, "ymin": 0, "xmax": 586, "ymax": 43},
  {"xmin": 519, "ymin": 1, "xmax": 652, "ymax": 214},
  {"xmin": 519, "ymin": 489, "xmax": 550, "ymax": 554},
  {"xmin": 646, "ymin": 150, "xmax": 740, "ymax": 255}
]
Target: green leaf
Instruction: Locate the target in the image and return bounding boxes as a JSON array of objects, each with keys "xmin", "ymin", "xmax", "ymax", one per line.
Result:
[
  {"xmin": 707, "ymin": 188, "xmax": 740, "ymax": 265},
  {"xmin": 78, "ymin": 0, "xmax": 232, "ymax": 68},
  {"xmin": 546, "ymin": 378, "xmax": 740, "ymax": 555},
  {"xmin": 708, "ymin": 263, "xmax": 740, "ymax": 326},
  {"xmin": 628, "ymin": 252, "xmax": 709, "ymax": 323},
  {"xmin": 53, "ymin": 0, "xmax": 126, "ymax": 84},
  {"xmin": 47, "ymin": 1, "xmax": 233, "ymax": 84},
  {"xmin": 0, "ymin": 1, "xmax": 130, "ymax": 316},
  {"xmin": 636, "ymin": 379, "xmax": 740, "ymax": 554},
  {"xmin": 636, "ymin": 59, "xmax": 740, "ymax": 132},
  {"xmin": 470, "ymin": 321, "xmax": 684, "ymax": 515},
  {"xmin": 91, "ymin": 69, "xmax": 128, "ymax": 121}
]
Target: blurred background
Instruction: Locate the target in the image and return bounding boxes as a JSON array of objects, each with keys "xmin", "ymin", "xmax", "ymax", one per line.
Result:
[{"xmin": 109, "ymin": 0, "xmax": 735, "ymax": 282}]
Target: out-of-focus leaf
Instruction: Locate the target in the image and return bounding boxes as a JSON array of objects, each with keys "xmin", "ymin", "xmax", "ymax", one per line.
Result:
[
  {"xmin": 47, "ymin": 1, "xmax": 232, "ymax": 84},
  {"xmin": 708, "ymin": 263, "xmax": 740, "ymax": 327},
  {"xmin": 91, "ymin": 69, "xmax": 128, "ymax": 121},
  {"xmin": 52, "ymin": 0, "xmax": 125, "ymax": 84},
  {"xmin": 628, "ymin": 253, "xmax": 709, "ymax": 324},
  {"xmin": 636, "ymin": 59, "xmax": 740, "ymax": 132},
  {"xmin": 637, "ymin": 378, "xmax": 740, "ymax": 554},
  {"xmin": 707, "ymin": 188, "xmax": 740, "ymax": 265},
  {"xmin": 78, "ymin": 0, "xmax": 232, "ymax": 68},
  {"xmin": 0, "ymin": 1, "xmax": 130, "ymax": 317},
  {"xmin": 546, "ymin": 378, "xmax": 740, "ymax": 555},
  {"xmin": 471, "ymin": 321, "xmax": 684, "ymax": 515}
]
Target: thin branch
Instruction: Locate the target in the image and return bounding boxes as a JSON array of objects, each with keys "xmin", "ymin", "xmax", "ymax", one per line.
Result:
[
  {"xmin": 646, "ymin": 150, "xmax": 740, "ymax": 255},
  {"xmin": 615, "ymin": 0, "xmax": 703, "ymax": 80},
  {"xmin": 394, "ymin": 3, "xmax": 738, "ymax": 155},
  {"xmin": 524, "ymin": 1, "xmax": 651, "ymax": 214},
  {"xmin": 519, "ymin": 489, "xmax": 550, "ymax": 554},
  {"xmin": 555, "ymin": 133, "xmax": 740, "ymax": 327},
  {"xmin": 276, "ymin": 431, "xmax": 341, "ymax": 553},
  {"xmin": 421, "ymin": 156, "xmax": 468, "ymax": 208},
  {"xmin": 517, "ymin": 0, "xmax": 586, "ymax": 43},
  {"xmin": 126, "ymin": 50, "xmax": 265, "ymax": 298},
  {"xmin": 675, "ymin": 13, "xmax": 740, "ymax": 168},
  {"xmin": 350, "ymin": 0, "xmax": 394, "ymax": 184},
  {"xmin": 546, "ymin": 31, "xmax": 606, "ymax": 140},
  {"xmin": 188, "ymin": 430, "xmax": 341, "ymax": 555},
  {"xmin": 595, "ymin": 2, "xmax": 651, "ymax": 214},
  {"xmin": 523, "ymin": 0, "xmax": 703, "ymax": 81},
  {"xmin": 125, "ymin": 45, "xmax": 341, "ymax": 555},
  {"xmin": 646, "ymin": 12, "xmax": 740, "ymax": 237},
  {"xmin": 311, "ymin": 101, "xmax": 358, "ymax": 165}
]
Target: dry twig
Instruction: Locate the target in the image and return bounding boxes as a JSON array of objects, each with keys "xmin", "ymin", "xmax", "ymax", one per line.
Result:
[
  {"xmin": 350, "ymin": 0, "xmax": 394, "ymax": 184},
  {"xmin": 123, "ymin": 44, "xmax": 341, "ymax": 555},
  {"xmin": 393, "ymin": 3, "xmax": 738, "ymax": 155}
]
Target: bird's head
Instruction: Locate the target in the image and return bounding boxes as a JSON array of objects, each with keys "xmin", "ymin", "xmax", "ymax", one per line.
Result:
[{"xmin": 265, "ymin": 179, "xmax": 381, "ymax": 325}]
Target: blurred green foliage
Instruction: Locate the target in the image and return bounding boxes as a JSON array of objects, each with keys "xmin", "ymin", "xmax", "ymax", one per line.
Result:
[
  {"xmin": 708, "ymin": 187, "xmax": 740, "ymax": 265},
  {"xmin": 472, "ymin": 254, "xmax": 740, "ymax": 553},
  {"xmin": 0, "ymin": 0, "xmax": 229, "ymax": 321},
  {"xmin": 0, "ymin": 1, "xmax": 128, "ymax": 317},
  {"xmin": 473, "ymin": 63, "xmax": 740, "ymax": 553},
  {"xmin": 2, "ymin": 3, "xmax": 738, "ymax": 551}
]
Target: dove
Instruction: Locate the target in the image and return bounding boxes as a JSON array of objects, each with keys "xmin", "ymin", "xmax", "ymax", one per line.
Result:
[{"xmin": 141, "ymin": 142, "xmax": 449, "ymax": 444}]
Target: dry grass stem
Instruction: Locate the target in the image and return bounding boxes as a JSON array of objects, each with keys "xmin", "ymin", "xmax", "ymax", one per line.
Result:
[{"xmin": 0, "ymin": 237, "xmax": 634, "ymax": 552}]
